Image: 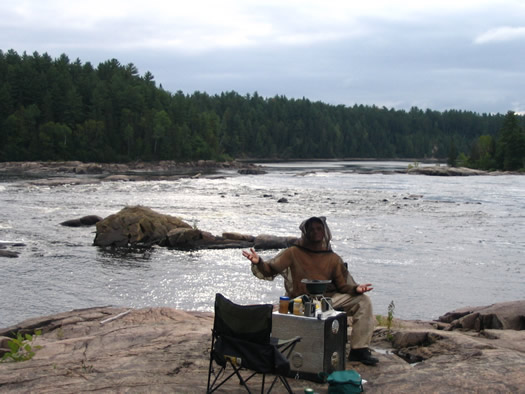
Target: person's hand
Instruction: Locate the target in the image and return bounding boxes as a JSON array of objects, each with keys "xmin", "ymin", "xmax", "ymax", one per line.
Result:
[
  {"xmin": 356, "ymin": 283, "xmax": 373, "ymax": 293},
  {"xmin": 242, "ymin": 248, "xmax": 260, "ymax": 264}
]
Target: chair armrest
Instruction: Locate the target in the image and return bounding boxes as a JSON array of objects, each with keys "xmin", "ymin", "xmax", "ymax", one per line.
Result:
[
  {"xmin": 271, "ymin": 336, "xmax": 301, "ymax": 356},
  {"xmin": 274, "ymin": 336, "xmax": 301, "ymax": 347}
]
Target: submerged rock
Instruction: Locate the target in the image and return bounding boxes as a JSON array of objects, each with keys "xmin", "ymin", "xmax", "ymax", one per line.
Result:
[
  {"xmin": 0, "ymin": 242, "xmax": 25, "ymax": 258},
  {"xmin": 0, "ymin": 250, "xmax": 19, "ymax": 258},
  {"xmin": 60, "ymin": 215, "xmax": 103, "ymax": 227}
]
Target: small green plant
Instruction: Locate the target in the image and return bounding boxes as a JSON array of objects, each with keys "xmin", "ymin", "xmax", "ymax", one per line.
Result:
[
  {"xmin": 387, "ymin": 300, "xmax": 395, "ymax": 330},
  {"xmin": 1, "ymin": 330, "xmax": 42, "ymax": 362},
  {"xmin": 375, "ymin": 300, "xmax": 396, "ymax": 342},
  {"xmin": 386, "ymin": 300, "xmax": 395, "ymax": 342}
]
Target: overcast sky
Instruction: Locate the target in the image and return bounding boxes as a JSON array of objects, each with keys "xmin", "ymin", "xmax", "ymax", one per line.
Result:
[{"xmin": 2, "ymin": 0, "xmax": 525, "ymax": 114}]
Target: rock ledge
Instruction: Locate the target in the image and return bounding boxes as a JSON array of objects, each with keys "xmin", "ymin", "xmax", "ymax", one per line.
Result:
[{"xmin": 1, "ymin": 301, "xmax": 524, "ymax": 393}]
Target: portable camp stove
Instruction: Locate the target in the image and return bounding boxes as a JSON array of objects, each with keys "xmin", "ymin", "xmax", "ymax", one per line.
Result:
[
  {"xmin": 271, "ymin": 279, "xmax": 347, "ymax": 382},
  {"xmin": 301, "ymin": 279, "xmax": 334, "ymax": 314}
]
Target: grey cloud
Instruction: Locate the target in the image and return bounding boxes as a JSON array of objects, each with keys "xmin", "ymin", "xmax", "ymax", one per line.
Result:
[{"xmin": 2, "ymin": 1, "xmax": 525, "ymax": 114}]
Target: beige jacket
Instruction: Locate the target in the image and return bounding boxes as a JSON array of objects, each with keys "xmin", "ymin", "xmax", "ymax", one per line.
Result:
[{"xmin": 251, "ymin": 245, "xmax": 359, "ymax": 298}]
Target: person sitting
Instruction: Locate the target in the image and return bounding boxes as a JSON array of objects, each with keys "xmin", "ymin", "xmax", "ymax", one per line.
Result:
[{"xmin": 242, "ymin": 216, "xmax": 378, "ymax": 366}]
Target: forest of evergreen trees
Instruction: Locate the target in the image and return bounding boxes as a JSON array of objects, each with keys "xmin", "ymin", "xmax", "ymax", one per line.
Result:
[{"xmin": 1, "ymin": 49, "xmax": 524, "ymax": 170}]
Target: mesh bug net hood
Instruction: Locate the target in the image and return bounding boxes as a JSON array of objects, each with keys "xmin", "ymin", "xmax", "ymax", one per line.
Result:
[{"xmin": 298, "ymin": 216, "xmax": 332, "ymax": 250}]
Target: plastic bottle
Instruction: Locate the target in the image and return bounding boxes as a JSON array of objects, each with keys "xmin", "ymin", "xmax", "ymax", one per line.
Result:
[
  {"xmin": 279, "ymin": 296, "xmax": 290, "ymax": 314},
  {"xmin": 314, "ymin": 300, "xmax": 321, "ymax": 317},
  {"xmin": 293, "ymin": 297, "xmax": 303, "ymax": 315}
]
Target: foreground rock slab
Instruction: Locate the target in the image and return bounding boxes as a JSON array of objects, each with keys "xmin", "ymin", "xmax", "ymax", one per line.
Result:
[
  {"xmin": 0, "ymin": 307, "xmax": 325, "ymax": 393},
  {"xmin": 1, "ymin": 302, "xmax": 524, "ymax": 393}
]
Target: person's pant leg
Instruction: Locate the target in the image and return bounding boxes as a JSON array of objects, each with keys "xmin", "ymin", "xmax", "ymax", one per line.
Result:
[{"xmin": 331, "ymin": 293, "xmax": 375, "ymax": 349}]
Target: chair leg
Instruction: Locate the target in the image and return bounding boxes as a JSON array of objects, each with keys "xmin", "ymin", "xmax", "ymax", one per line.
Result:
[
  {"xmin": 278, "ymin": 376, "xmax": 294, "ymax": 394},
  {"xmin": 230, "ymin": 363, "xmax": 253, "ymax": 394},
  {"xmin": 265, "ymin": 374, "xmax": 293, "ymax": 394},
  {"xmin": 206, "ymin": 334, "xmax": 215, "ymax": 393}
]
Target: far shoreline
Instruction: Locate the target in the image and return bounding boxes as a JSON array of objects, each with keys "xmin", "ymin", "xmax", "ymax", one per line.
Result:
[{"xmin": 0, "ymin": 159, "xmax": 522, "ymax": 179}]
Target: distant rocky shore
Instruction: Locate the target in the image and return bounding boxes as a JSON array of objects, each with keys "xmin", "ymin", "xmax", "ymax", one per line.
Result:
[
  {"xmin": 0, "ymin": 301, "xmax": 523, "ymax": 393},
  {"xmin": 0, "ymin": 160, "xmax": 267, "ymax": 184},
  {"xmin": 0, "ymin": 161, "xmax": 522, "ymax": 185},
  {"xmin": 406, "ymin": 166, "xmax": 521, "ymax": 176}
]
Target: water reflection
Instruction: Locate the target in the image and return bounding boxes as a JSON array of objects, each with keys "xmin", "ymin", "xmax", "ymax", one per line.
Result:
[{"xmin": 96, "ymin": 246, "xmax": 155, "ymax": 268}]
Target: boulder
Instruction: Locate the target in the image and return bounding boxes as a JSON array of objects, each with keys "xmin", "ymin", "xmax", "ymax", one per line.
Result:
[
  {"xmin": 91, "ymin": 206, "xmax": 299, "ymax": 250},
  {"xmin": 93, "ymin": 206, "xmax": 191, "ymax": 247},
  {"xmin": 438, "ymin": 300, "xmax": 525, "ymax": 331},
  {"xmin": 60, "ymin": 215, "xmax": 103, "ymax": 227}
]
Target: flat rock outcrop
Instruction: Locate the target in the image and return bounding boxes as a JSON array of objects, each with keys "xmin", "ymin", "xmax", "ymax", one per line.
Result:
[
  {"xmin": 407, "ymin": 166, "xmax": 488, "ymax": 176},
  {"xmin": 0, "ymin": 301, "xmax": 523, "ymax": 393},
  {"xmin": 438, "ymin": 300, "xmax": 525, "ymax": 331}
]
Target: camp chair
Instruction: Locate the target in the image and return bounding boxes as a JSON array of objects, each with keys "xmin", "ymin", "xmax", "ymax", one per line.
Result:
[{"xmin": 206, "ymin": 293, "xmax": 301, "ymax": 394}]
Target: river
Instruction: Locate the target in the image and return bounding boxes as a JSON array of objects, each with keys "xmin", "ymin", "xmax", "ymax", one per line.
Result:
[{"xmin": 0, "ymin": 161, "xmax": 523, "ymax": 328}]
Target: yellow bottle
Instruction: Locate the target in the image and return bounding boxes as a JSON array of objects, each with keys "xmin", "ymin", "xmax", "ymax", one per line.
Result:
[{"xmin": 293, "ymin": 297, "xmax": 303, "ymax": 315}]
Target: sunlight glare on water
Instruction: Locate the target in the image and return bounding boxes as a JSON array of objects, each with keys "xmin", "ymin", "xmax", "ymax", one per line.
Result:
[{"xmin": 0, "ymin": 161, "xmax": 524, "ymax": 327}]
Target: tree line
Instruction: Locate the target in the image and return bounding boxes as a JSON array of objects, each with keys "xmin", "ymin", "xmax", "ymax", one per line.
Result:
[
  {"xmin": 0, "ymin": 49, "xmax": 524, "ymax": 170},
  {"xmin": 454, "ymin": 110, "xmax": 525, "ymax": 171}
]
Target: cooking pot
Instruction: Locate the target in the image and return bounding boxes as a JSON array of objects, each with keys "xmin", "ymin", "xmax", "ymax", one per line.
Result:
[{"xmin": 301, "ymin": 279, "xmax": 331, "ymax": 295}]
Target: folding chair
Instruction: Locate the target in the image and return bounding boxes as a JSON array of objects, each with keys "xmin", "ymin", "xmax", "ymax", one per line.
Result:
[{"xmin": 206, "ymin": 293, "xmax": 301, "ymax": 394}]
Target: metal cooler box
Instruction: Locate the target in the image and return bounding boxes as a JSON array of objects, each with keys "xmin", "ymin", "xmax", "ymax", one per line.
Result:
[{"xmin": 272, "ymin": 311, "xmax": 347, "ymax": 382}]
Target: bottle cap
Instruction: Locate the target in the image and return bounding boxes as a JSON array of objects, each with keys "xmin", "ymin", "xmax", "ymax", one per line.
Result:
[{"xmin": 280, "ymin": 296, "xmax": 290, "ymax": 300}]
